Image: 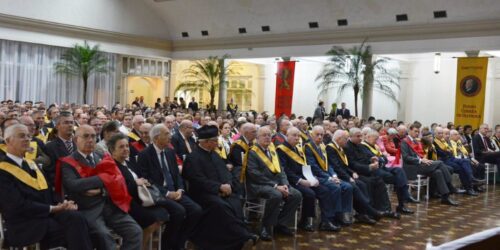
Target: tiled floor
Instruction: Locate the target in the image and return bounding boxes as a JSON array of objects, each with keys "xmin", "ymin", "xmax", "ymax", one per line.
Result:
[{"xmin": 247, "ymin": 184, "xmax": 500, "ymax": 250}]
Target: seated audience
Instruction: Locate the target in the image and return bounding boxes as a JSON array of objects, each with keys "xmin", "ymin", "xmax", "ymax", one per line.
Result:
[
  {"xmin": 245, "ymin": 126, "xmax": 302, "ymax": 241},
  {"xmin": 60, "ymin": 125, "xmax": 142, "ymax": 249},
  {"xmin": 0, "ymin": 124, "xmax": 92, "ymax": 249}
]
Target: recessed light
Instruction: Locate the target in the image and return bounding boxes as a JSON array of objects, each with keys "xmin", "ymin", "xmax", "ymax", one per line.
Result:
[
  {"xmin": 396, "ymin": 14, "xmax": 408, "ymax": 22},
  {"xmin": 337, "ymin": 19, "xmax": 348, "ymax": 26},
  {"xmin": 309, "ymin": 22, "xmax": 319, "ymax": 29},
  {"xmin": 434, "ymin": 10, "xmax": 447, "ymax": 18}
]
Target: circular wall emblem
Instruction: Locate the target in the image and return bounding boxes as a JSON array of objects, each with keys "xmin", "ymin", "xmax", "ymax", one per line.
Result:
[{"xmin": 459, "ymin": 75, "xmax": 482, "ymax": 97}]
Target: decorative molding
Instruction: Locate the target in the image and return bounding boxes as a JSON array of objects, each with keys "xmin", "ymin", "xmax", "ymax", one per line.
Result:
[
  {"xmin": 0, "ymin": 13, "xmax": 171, "ymax": 51},
  {"xmin": 172, "ymin": 19, "xmax": 500, "ymax": 51}
]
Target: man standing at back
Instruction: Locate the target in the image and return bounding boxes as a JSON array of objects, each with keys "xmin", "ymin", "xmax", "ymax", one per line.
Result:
[{"xmin": 335, "ymin": 102, "xmax": 351, "ymax": 119}]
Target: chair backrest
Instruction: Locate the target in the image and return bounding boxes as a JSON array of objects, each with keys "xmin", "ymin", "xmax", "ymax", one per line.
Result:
[{"xmin": 0, "ymin": 213, "xmax": 4, "ymax": 249}]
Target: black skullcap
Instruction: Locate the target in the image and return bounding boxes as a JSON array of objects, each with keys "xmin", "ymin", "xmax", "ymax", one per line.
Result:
[{"xmin": 197, "ymin": 125, "xmax": 218, "ymax": 140}]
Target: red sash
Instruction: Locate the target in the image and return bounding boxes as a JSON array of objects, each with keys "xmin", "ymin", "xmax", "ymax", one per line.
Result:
[
  {"xmin": 131, "ymin": 141, "xmax": 146, "ymax": 152},
  {"xmin": 55, "ymin": 154, "xmax": 131, "ymax": 213},
  {"xmin": 403, "ymin": 137, "xmax": 424, "ymax": 158}
]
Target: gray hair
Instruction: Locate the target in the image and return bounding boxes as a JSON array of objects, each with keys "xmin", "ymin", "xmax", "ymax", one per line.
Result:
[
  {"xmin": 450, "ymin": 129, "xmax": 459, "ymax": 136},
  {"xmin": 286, "ymin": 126, "xmax": 300, "ymax": 135},
  {"xmin": 149, "ymin": 124, "xmax": 168, "ymax": 140},
  {"xmin": 361, "ymin": 127, "xmax": 372, "ymax": 136},
  {"xmin": 311, "ymin": 125, "xmax": 324, "ymax": 135},
  {"xmin": 387, "ymin": 128, "xmax": 398, "ymax": 135},
  {"xmin": 332, "ymin": 129, "xmax": 347, "ymax": 141},
  {"xmin": 349, "ymin": 127, "xmax": 361, "ymax": 136},
  {"xmin": 4, "ymin": 124, "xmax": 27, "ymax": 141}
]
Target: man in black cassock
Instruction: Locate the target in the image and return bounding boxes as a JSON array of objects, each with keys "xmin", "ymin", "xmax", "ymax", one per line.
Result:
[{"xmin": 183, "ymin": 125, "xmax": 258, "ymax": 250}]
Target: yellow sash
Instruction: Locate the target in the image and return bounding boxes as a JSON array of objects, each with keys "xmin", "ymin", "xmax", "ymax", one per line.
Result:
[
  {"xmin": 36, "ymin": 133, "xmax": 48, "ymax": 143},
  {"xmin": 300, "ymin": 130, "xmax": 309, "ymax": 141},
  {"xmin": 434, "ymin": 138, "xmax": 452, "ymax": 152},
  {"xmin": 251, "ymin": 145, "xmax": 281, "ymax": 174},
  {"xmin": 215, "ymin": 138, "xmax": 228, "ymax": 160},
  {"xmin": 0, "ymin": 143, "xmax": 6, "ymax": 153},
  {"xmin": 128, "ymin": 131, "xmax": 140, "ymax": 141},
  {"xmin": 277, "ymin": 144, "xmax": 306, "ymax": 166},
  {"xmin": 361, "ymin": 141, "xmax": 382, "ymax": 157},
  {"xmin": 232, "ymin": 139, "xmax": 250, "ymax": 182},
  {"xmin": 423, "ymin": 145, "xmax": 438, "ymax": 160},
  {"xmin": 451, "ymin": 140, "xmax": 469, "ymax": 157},
  {"xmin": 327, "ymin": 143, "xmax": 349, "ymax": 166},
  {"xmin": 305, "ymin": 143, "xmax": 328, "ymax": 171},
  {"xmin": 26, "ymin": 141, "xmax": 38, "ymax": 161},
  {"xmin": 492, "ymin": 136, "xmax": 500, "ymax": 149},
  {"xmin": 0, "ymin": 160, "xmax": 48, "ymax": 190}
]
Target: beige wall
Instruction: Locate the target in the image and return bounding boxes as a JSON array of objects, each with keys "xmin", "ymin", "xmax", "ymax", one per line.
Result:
[
  {"xmin": 125, "ymin": 76, "xmax": 166, "ymax": 107},
  {"xmin": 170, "ymin": 60, "xmax": 265, "ymax": 111}
]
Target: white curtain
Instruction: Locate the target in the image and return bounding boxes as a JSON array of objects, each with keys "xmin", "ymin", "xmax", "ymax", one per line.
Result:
[{"xmin": 0, "ymin": 39, "xmax": 117, "ymax": 107}]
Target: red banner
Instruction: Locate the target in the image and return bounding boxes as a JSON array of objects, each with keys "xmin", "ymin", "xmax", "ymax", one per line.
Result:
[{"xmin": 275, "ymin": 61, "xmax": 296, "ymax": 116}]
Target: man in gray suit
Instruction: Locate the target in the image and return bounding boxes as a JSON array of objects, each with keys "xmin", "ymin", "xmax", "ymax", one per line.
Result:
[
  {"xmin": 312, "ymin": 101, "xmax": 326, "ymax": 124},
  {"xmin": 401, "ymin": 124, "xmax": 458, "ymax": 206},
  {"xmin": 61, "ymin": 125, "xmax": 142, "ymax": 250},
  {"xmin": 245, "ymin": 126, "xmax": 302, "ymax": 241}
]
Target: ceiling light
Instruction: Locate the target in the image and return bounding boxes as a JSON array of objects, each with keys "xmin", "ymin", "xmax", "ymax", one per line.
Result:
[
  {"xmin": 396, "ymin": 14, "xmax": 408, "ymax": 22},
  {"xmin": 434, "ymin": 53, "xmax": 441, "ymax": 74}
]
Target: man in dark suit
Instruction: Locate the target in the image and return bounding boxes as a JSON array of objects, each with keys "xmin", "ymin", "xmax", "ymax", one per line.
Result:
[
  {"xmin": 343, "ymin": 128, "xmax": 401, "ymax": 218},
  {"xmin": 138, "ymin": 124, "xmax": 202, "ymax": 250},
  {"xmin": 472, "ymin": 123, "xmax": 500, "ymax": 167},
  {"xmin": 361, "ymin": 129, "xmax": 415, "ymax": 214},
  {"xmin": 327, "ymin": 130, "xmax": 382, "ymax": 224},
  {"xmin": 228, "ymin": 123, "xmax": 256, "ymax": 182},
  {"xmin": 128, "ymin": 115, "xmax": 145, "ymax": 143},
  {"xmin": 245, "ymin": 126, "xmax": 302, "ymax": 241},
  {"xmin": 335, "ymin": 102, "xmax": 351, "ymax": 119},
  {"xmin": 277, "ymin": 127, "xmax": 341, "ymax": 232},
  {"xmin": 304, "ymin": 126, "xmax": 354, "ymax": 228},
  {"xmin": 434, "ymin": 127, "xmax": 478, "ymax": 196},
  {"xmin": 183, "ymin": 125, "xmax": 257, "ymax": 249},
  {"xmin": 187, "ymin": 97, "xmax": 199, "ymax": 112},
  {"xmin": 401, "ymin": 124, "xmax": 458, "ymax": 206},
  {"xmin": 45, "ymin": 111, "xmax": 76, "ymax": 186},
  {"xmin": 0, "ymin": 124, "xmax": 92, "ymax": 250},
  {"xmin": 44, "ymin": 106, "xmax": 60, "ymax": 129},
  {"xmin": 171, "ymin": 119, "xmax": 196, "ymax": 160},
  {"xmin": 272, "ymin": 118, "xmax": 289, "ymax": 146},
  {"xmin": 61, "ymin": 125, "xmax": 142, "ymax": 250}
]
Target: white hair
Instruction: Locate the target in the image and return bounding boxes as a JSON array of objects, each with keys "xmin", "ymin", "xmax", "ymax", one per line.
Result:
[
  {"xmin": 311, "ymin": 125, "xmax": 324, "ymax": 135},
  {"xmin": 361, "ymin": 127, "xmax": 372, "ymax": 136},
  {"xmin": 332, "ymin": 129, "xmax": 347, "ymax": 141},
  {"xmin": 149, "ymin": 124, "xmax": 168, "ymax": 140},
  {"xmin": 237, "ymin": 117, "xmax": 247, "ymax": 123},
  {"xmin": 4, "ymin": 124, "xmax": 27, "ymax": 141},
  {"xmin": 286, "ymin": 126, "xmax": 300, "ymax": 135},
  {"xmin": 450, "ymin": 129, "xmax": 459, "ymax": 136},
  {"xmin": 132, "ymin": 115, "xmax": 144, "ymax": 124}
]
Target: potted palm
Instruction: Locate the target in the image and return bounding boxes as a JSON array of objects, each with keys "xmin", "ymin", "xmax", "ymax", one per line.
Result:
[
  {"xmin": 54, "ymin": 41, "xmax": 111, "ymax": 104},
  {"xmin": 316, "ymin": 41, "xmax": 400, "ymax": 118}
]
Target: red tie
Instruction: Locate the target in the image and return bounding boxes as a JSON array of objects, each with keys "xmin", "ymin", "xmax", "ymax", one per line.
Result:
[{"xmin": 483, "ymin": 137, "xmax": 489, "ymax": 151}]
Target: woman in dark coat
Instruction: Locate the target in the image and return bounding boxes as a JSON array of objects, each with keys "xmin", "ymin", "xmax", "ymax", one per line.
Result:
[{"xmin": 107, "ymin": 133, "xmax": 169, "ymax": 249}]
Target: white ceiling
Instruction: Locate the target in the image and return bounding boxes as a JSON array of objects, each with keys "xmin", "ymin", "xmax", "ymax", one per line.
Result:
[
  {"xmin": 142, "ymin": 0, "xmax": 500, "ymax": 40},
  {"xmin": 1, "ymin": 0, "xmax": 500, "ymax": 58}
]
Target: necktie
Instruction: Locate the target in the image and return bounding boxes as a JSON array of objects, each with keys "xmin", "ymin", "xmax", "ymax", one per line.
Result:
[
  {"xmin": 65, "ymin": 140, "xmax": 74, "ymax": 154},
  {"xmin": 86, "ymin": 155, "xmax": 95, "ymax": 167},
  {"xmin": 265, "ymin": 149, "xmax": 271, "ymax": 160},
  {"xmin": 185, "ymin": 138, "xmax": 192, "ymax": 153},
  {"xmin": 160, "ymin": 151, "xmax": 175, "ymax": 191},
  {"xmin": 483, "ymin": 136, "xmax": 489, "ymax": 151}
]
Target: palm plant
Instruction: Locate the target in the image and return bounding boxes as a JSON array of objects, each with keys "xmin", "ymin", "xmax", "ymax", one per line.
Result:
[
  {"xmin": 175, "ymin": 56, "xmax": 244, "ymax": 111},
  {"xmin": 316, "ymin": 41, "xmax": 400, "ymax": 118},
  {"xmin": 54, "ymin": 41, "xmax": 110, "ymax": 104}
]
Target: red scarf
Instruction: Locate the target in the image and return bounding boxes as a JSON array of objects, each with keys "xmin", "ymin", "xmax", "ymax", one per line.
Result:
[
  {"xmin": 131, "ymin": 141, "xmax": 146, "ymax": 152},
  {"xmin": 403, "ymin": 137, "xmax": 425, "ymax": 158},
  {"xmin": 55, "ymin": 154, "xmax": 131, "ymax": 213}
]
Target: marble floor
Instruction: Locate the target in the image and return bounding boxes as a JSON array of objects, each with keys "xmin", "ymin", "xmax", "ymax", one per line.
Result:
[{"xmin": 246, "ymin": 184, "xmax": 500, "ymax": 250}]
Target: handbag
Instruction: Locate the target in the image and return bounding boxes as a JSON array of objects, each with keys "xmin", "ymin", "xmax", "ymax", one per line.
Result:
[{"xmin": 137, "ymin": 184, "xmax": 164, "ymax": 207}]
